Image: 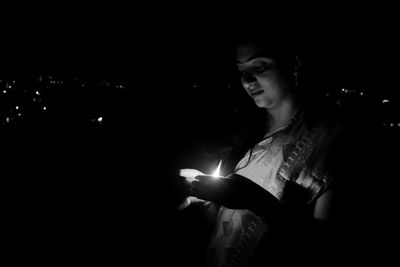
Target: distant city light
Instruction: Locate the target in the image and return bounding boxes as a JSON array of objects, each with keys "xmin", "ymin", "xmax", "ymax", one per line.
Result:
[{"xmin": 0, "ymin": 76, "xmax": 396, "ymax": 130}]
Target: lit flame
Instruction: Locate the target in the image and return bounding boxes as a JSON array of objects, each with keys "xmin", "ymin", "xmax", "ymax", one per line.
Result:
[{"xmin": 211, "ymin": 160, "xmax": 222, "ymax": 178}]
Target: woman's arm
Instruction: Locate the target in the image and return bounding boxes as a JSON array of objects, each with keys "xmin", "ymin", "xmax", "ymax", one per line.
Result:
[{"xmin": 191, "ymin": 174, "xmax": 336, "ymax": 231}]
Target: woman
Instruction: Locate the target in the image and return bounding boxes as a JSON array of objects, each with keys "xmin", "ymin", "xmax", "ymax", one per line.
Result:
[{"xmin": 180, "ymin": 36, "xmax": 344, "ymax": 267}]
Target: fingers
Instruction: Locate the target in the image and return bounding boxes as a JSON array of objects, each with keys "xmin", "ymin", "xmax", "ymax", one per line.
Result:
[
  {"xmin": 179, "ymin": 169, "xmax": 205, "ymax": 178},
  {"xmin": 176, "ymin": 196, "xmax": 206, "ymax": 210},
  {"xmin": 176, "ymin": 197, "xmax": 191, "ymax": 210},
  {"xmin": 180, "ymin": 171, "xmax": 224, "ymax": 202},
  {"xmin": 179, "ymin": 169, "xmax": 205, "ymax": 182}
]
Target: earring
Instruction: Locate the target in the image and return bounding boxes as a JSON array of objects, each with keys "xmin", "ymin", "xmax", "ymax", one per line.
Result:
[{"xmin": 293, "ymin": 68, "xmax": 299, "ymax": 89}]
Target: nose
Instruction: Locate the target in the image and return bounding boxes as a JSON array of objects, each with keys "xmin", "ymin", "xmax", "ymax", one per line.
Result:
[
  {"xmin": 243, "ymin": 74, "xmax": 257, "ymax": 84},
  {"xmin": 242, "ymin": 73, "xmax": 257, "ymax": 87}
]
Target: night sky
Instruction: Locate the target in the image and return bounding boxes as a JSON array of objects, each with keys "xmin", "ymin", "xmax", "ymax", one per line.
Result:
[
  {"xmin": 2, "ymin": 6, "xmax": 398, "ymax": 92},
  {"xmin": 1, "ymin": 5, "xmax": 399, "ymax": 265}
]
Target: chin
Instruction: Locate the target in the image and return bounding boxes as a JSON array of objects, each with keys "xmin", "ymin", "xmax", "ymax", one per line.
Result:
[{"xmin": 254, "ymin": 98, "xmax": 273, "ymax": 109}]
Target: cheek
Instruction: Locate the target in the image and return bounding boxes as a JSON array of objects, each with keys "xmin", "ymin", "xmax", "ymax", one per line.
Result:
[
  {"xmin": 257, "ymin": 77, "xmax": 279, "ymax": 95},
  {"xmin": 258, "ymin": 73, "xmax": 291, "ymax": 96}
]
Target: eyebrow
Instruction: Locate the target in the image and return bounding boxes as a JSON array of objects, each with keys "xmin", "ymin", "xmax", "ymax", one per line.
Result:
[{"xmin": 236, "ymin": 51, "xmax": 271, "ymax": 64}]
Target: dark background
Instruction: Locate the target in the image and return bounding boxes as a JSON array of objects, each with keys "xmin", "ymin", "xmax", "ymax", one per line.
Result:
[{"xmin": 1, "ymin": 4, "xmax": 399, "ymax": 265}]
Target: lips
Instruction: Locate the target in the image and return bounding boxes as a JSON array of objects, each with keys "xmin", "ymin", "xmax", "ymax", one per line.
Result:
[{"xmin": 250, "ymin": 90, "xmax": 264, "ymax": 97}]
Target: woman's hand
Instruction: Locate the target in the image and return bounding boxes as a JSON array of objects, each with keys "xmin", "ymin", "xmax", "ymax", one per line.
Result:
[
  {"xmin": 190, "ymin": 174, "xmax": 265, "ymax": 210},
  {"xmin": 182, "ymin": 171, "xmax": 284, "ymax": 225},
  {"xmin": 177, "ymin": 168, "xmax": 209, "ymax": 210}
]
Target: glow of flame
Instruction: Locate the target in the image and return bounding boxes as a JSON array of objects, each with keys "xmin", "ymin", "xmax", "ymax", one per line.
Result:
[{"xmin": 211, "ymin": 160, "xmax": 222, "ymax": 178}]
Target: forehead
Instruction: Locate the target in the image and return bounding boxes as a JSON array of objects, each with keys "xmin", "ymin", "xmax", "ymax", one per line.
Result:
[{"xmin": 236, "ymin": 43, "xmax": 273, "ymax": 64}]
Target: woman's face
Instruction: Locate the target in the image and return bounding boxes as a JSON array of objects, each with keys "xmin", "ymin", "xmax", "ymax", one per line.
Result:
[{"xmin": 236, "ymin": 43, "xmax": 294, "ymax": 109}]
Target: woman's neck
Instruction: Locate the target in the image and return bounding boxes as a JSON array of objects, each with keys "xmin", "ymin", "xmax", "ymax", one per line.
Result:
[{"xmin": 266, "ymin": 97, "xmax": 300, "ymax": 131}]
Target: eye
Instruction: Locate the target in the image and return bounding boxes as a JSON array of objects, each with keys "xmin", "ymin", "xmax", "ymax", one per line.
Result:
[{"xmin": 254, "ymin": 64, "xmax": 269, "ymax": 73}]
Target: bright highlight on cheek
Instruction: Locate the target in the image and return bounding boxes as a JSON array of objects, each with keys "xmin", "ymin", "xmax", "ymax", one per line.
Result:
[{"xmin": 212, "ymin": 160, "xmax": 222, "ymax": 178}]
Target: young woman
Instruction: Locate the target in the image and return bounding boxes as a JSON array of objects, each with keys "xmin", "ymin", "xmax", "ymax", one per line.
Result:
[{"xmin": 180, "ymin": 36, "xmax": 344, "ymax": 267}]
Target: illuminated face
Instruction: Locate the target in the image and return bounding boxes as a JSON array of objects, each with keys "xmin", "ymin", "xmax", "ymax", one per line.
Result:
[{"xmin": 236, "ymin": 43, "xmax": 294, "ymax": 109}]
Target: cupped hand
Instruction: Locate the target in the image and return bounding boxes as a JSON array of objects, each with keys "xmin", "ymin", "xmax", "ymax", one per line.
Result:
[{"xmin": 177, "ymin": 168, "xmax": 208, "ymax": 210}]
